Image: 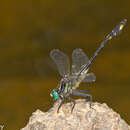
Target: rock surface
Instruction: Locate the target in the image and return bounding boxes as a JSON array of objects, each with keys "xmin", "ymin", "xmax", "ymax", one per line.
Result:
[{"xmin": 21, "ymin": 99, "xmax": 130, "ymax": 130}]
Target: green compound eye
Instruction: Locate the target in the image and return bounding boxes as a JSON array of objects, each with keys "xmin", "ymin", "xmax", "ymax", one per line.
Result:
[{"xmin": 52, "ymin": 90, "xmax": 59, "ymax": 100}]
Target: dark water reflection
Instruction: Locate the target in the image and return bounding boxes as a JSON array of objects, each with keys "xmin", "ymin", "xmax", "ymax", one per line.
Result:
[{"xmin": 0, "ymin": 0, "xmax": 130, "ymax": 129}]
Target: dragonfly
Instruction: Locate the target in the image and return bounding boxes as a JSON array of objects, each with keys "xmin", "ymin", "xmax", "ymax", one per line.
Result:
[{"xmin": 50, "ymin": 19, "xmax": 127, "ymax": 113}]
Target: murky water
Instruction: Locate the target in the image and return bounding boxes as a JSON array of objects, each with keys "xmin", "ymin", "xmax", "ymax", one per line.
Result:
[{"xmin": 0, "ymin": 0, "xmax": 130, "ymax": 129}]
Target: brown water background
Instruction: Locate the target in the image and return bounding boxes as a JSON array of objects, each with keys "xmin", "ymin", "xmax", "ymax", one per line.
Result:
[{"xmin": 0, "ymin": 0, "xmax": 130, "ymax": 129}]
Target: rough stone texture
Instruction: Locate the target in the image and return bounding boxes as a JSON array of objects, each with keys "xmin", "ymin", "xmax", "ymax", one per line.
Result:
[{"xmin": 21, "ymin": 99, "xmax": 130, "ymax": 130}]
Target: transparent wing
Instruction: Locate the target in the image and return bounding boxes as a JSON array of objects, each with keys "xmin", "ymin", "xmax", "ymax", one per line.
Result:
[
  {"xmin": 72, "ymin": 48, "xmax": 89, "ymax": 75},
  {"xmin": 82, "ymin": 72, "xmax": 96, "ymax": 83},
  {"xmin": 50, "ymin": 49, "xmax": 70, "ymax": 77}
]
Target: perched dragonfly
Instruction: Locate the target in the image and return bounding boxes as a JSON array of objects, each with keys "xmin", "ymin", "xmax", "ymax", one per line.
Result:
[{"xmin": 50, "ymin": 19, "xmax": 127, "ymax": 113}]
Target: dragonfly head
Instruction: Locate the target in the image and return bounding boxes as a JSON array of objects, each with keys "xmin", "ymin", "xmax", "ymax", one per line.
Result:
[{"xmin": 50, "ymin": 89, "xmax": 59, "ymax": 100}]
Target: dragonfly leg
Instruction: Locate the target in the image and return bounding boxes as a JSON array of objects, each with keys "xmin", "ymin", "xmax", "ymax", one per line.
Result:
[
  {"xmin": 66, "ymin": 96, "xmax": 76, "ymax": 113},
  {"xmin": 71, "ymin": 90, "xmax": 93, "ymax": 108},
  {"xmin": 72, "ymin": 90, "xmax": 90, "ymax": 102},
  {"xmin": 73, "ymin": 90, "xmax": 90, "ymax": 93},
  {"xmin": 52, "ymin": 98, "xmax": 56, "ymax": 107},
  {"xmin": 57, "ymin": 97, "xmax": 64, "ymax": 113}
]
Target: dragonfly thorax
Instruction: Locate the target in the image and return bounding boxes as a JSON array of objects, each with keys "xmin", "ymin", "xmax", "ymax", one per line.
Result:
[{"xmin": 58, "ymin": 77, "xmax": 72, "ymax": 94}]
